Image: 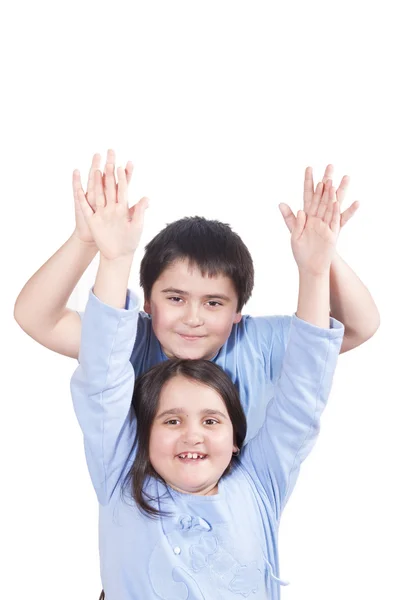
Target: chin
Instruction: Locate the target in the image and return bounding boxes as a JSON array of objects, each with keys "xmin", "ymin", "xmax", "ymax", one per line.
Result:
[
  {"xmin": 172, "ymin": 346, "xmax": 214, "ymax": 361},
  {"xmin": 176, "ymin": 482, "xmax": 211, "ymax": 495}
]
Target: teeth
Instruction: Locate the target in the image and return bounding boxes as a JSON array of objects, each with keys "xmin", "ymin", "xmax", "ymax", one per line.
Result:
[{"xmin": 178, "ymin": 453, "xmax": 206, "ymax": 459}]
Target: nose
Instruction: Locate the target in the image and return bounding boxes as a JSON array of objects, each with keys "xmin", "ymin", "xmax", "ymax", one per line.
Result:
[
  {"xmin": 182, "ymin": 423, "xmax": 204, "ymax": 446},
  {"xmin": 182, "ymin": 303, "xmax": 204, "ymax": 327}
]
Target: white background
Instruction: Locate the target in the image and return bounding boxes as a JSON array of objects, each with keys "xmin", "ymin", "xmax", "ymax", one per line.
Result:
[{"xmin": 2, "ymin": 1, "xmax": 399, "ymax": 599}]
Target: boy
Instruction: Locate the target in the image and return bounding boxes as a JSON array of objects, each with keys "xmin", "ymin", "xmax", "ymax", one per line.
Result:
[{"xmin": 14, "ymin": 151, "xmax": 379, "ymax": 439}]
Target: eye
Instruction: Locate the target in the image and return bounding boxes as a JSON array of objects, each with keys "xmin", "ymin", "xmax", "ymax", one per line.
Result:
[
  {"xmin": 165, "ymin": 419, "xmax": 180, "ymax": 425},
  {"xmin": 206, "ymin": 301, "xmax": 223, "ymax": 308},
  {"xmin": 167, "ymin": 296, "xmax": 183, "ymax": 303},
  {"xmin": 203, "ymin": 418, "xmax": 218, "ymax": 426}
]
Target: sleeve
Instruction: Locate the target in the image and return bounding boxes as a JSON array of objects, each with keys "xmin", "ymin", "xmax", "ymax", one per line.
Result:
[
  {"xmin": 244, "ymin": 315, "xmax": 292, "ymax": 384},
  {"xmin": 70, "ymin": 288, "xmax": 140, "ymax": 505},
  {"xmin": 241, "ymin": 314, "xmax": 344, "ymax": 519}
]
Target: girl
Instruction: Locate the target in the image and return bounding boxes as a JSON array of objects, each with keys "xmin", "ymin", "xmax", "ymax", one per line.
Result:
[{"xmin": 72, "ymin": 289, "xmax": 343, "ymax": 599}]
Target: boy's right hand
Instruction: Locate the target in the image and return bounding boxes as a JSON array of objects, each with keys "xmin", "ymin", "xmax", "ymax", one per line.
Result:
[
  {"xmin": 72, "ymin": 150, "xmax": 134, "ymax": 246},
  {"xmin": 76, "ymin": 156, "xmax": 149, "ymax": 262}
]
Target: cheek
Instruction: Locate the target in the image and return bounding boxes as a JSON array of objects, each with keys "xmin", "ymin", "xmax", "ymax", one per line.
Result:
[
  {"xmin": 208, "ymin": 314, "xmax": 235, "ymax": 338},
  {"xmin": 149, "ymin": 427, "xmax": 175, "ymax": 462},
  {"xmin": 210, "ymin": 427, "xmax": 235, "ymax": 455},
  {"xmin": 151, "ymin": 304, "xmax": 177, "ymax": 333}
]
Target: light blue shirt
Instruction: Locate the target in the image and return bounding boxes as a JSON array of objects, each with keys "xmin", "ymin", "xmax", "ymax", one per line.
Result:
[{"xmin": 71, "ymin": 290, "xmax": 344, "ymax": 599}]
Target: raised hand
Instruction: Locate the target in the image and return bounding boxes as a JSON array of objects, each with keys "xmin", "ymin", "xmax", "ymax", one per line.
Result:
[
  {"xmin": 76, "ymin": 161, "xmax": 149, "ymax": 262},
  {"xmin": 279, "ymin": 165, "xmax": 360, "ymax": 234},
  {"xmin": 72, "ymin": 149, "xmax": 134, "ymax": 245},
  {"xmin": 291, "ymin": 179, "xmax": 341, "ymax": 276}
]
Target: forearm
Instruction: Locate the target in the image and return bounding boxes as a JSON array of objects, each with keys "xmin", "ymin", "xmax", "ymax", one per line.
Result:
[
  {"xmin": 94, "ymin": 254, "xmax": 134, "ymax": 309},
  {"xmin": 296, "ymin": 270, "xmax": 330, "ymax": 328},
  {"xmin": 330, "ymin": 252, "xmax": 380, "ymax": 351},
  {"xmin": 14, "ymin": 232, "xmax": 98, "ymax": 332}
]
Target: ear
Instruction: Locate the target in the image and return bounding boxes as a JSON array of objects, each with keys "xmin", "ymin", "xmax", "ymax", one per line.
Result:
[
  {"xmin": 233, "ymin": 312, "xmax": 242, "ymax": 324},
  {"xmin": 232, "ymin": 445, "xmax": 240, "ymax": 456},
  {"xmin": 144, "ymin": 298, "xmax": 151, "ymax": 314}
]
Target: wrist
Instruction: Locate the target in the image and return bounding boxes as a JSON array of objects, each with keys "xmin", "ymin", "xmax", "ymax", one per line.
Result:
[
  {"xmin": 99, "ymin": 253, "xmax": 135, "ymax": 268},
  {"xmin": 71, "ymin": 230, "xmax": 98, "ymax": 251},
  {"xmin": 330, "ymin": 250, "xmax": 341, "ymax": 267},
  {"xmin": 95, "ymin": 256, "xmax": 133, "ymax": 309},
  {"xmin": 297, "ymin": 272, "xmax": 330, "ymax": 328},
  {"xmin": 298, "ymin": 268, "xmax": 330, "ymax": 280}
]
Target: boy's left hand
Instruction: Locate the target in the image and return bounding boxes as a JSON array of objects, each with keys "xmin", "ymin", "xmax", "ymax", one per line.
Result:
[{"xmin": 279, "ymin": 165, "xmax": 360, "ymax": 234}]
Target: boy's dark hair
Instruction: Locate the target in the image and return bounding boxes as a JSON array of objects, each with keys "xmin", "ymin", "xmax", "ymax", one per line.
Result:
[
  {"xmin": 140, "ymin": 216, "xmax": 254, "ymax": 311},
  {"xmin": 122, "ymin": 359, "xmax": 247, "ymax": 518}
]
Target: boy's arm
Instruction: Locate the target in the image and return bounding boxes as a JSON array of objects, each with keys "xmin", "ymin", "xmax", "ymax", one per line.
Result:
[
  {"xmin": 330, "ymin": 252, "xmax": 380, "ymax": 353},
  {"xmin": 13, "ymin": 150, "xmax": 138, "ymax": 359},
  {"xmin": 14, "ymin": 233, "xmax": 97, "ymax": 359}
]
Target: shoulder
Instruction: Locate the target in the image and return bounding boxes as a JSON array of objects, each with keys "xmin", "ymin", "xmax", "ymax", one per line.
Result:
[
  {"xmin": 132, "ymin": 310, "xmax": 153, "ymax": 350},
  {"xmin": 130, "ymin": 311, "xmax": 165, "ymax": 375},
  {"xmin": 235, "ymin": 313, "xmax": 292, "ymax": 345}
]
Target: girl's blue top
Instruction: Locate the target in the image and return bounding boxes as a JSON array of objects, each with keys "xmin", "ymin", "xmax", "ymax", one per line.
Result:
[{"xmin": 71, "ymin": 289, "xmax": 344, "ymax": 599}]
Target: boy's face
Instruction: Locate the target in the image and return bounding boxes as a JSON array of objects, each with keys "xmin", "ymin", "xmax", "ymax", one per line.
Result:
[
  {"xmin": 149, "ymin": 375, "xmax": 237, "ymax": 496},
  {"xmin": 144, "ymin": 259, "xmax": 242, "ymax": 360}
]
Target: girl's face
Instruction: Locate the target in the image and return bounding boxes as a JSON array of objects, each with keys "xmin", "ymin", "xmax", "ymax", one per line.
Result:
[{"xmin": 149, "ymin": 375, "xmax": 238, "ymax": 496}]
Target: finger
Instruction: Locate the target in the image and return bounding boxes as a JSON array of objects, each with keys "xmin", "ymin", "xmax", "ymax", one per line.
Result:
[
  {"xmin": 330, "ymin": 200, "xmax": 341, "ymax": 235},
  {"xmin": 340, "ymin": 201, "xmax": 360, "ymax": 227},
  {"xmin": 125, "ymin": 161, "xmax": 134, "ymax": 185},
  {"xmin": 72, "ymin": 169, "xmax": 84, "ymax": 206},
  {"xmin": 303, "ymin": 167, "xmax": 314, "ymax": 213},
  {"xmin": 87, "ymin": 153, "xmax": 101, "ymax": 208},
  {"xmin": 322, "ymin": 164, "xmax": 334, "ymax": 183},
  {"xmin": 94, "ymin": 169, "xmax": 106, "ymax": 208},
  {"xmin": 336, "ymin": 175, "xmax": 350, "ymax": 207},
  {"xmin": 323, "ymin": 184, "xmax": 336, "ymax": 224},
  {"xmin": 309, "ymin": 181, "xmax": 324, "ymax": 216},
  {"xmin": 278, "ymin": 203, "xmax": 296, "ymax": 233},
  {"xmin": 116, "ymin": 161, "xmax": 134, "ymax": 198},
  {"xmin": 116, "ymin": 166, "xmax": 128, "ymax": 207},
  {"xmin": 292, "ymin": 209, "xmax": 306, "ymax": 241},
  {"xmin": 104, "ymin": 149, "xmax": 117, "ymax": 205},
  {"xmin": 317, "ymin": 179, "xmax": 332, "ymax": 219},
  {"xmin": 76, "ymin": 179, "xmax": 95, "ymax": 221},
  {"xmin": 129, "ymin": 196, "xmax": 150, "ymax": 224}
]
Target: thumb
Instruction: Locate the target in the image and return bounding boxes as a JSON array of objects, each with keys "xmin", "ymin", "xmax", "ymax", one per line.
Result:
[
  {"xmin": 292, "ymin": 209, "xmax": 306, "ymax": 241},
  {"xmin": 340, "ymin": 201, "xmax": 360, "ymax": 227},
  {"xmin": 279, "ymin": 203, "xmax": 296, "ymax": 233},
  {"xmin": 129, "ymin": 196, "xmax": 149, "ymax": 221}
]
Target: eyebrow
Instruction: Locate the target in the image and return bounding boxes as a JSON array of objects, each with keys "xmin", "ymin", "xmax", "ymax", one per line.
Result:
[
  {"xmin": 160, "ymin": 288, "xmax": 231, "ymax": 301},
  {"xmin": 156, "ymin": 408, "xmax": 228, "ymax": 420}
]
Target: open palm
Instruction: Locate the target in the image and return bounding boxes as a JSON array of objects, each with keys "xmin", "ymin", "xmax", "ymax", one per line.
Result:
[
  {"xmin": 279, "ymin": 164, "xmax": 360, "ymax": 235},
  {"xmin": 77, "ymin": 167, "xmax": 148, "ymax": 261},
  {"xmin": 73, "ymin": 149, "xmax": 134, "ymax": 245},
  {"xmin": 291, "ymin": 181, "xmax": 340, "ymax": 275}
]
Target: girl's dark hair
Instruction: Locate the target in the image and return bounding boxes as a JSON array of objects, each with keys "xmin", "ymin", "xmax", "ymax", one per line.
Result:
[
  {"xmin": 122, "ymin": 359, "xmax": 247, "ymax": 518},
  {"xmin": 140, "ymin": 216, "xmax": 254, "ymax": 311}
]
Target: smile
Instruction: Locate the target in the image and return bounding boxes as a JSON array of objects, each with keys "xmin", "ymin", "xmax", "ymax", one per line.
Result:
[
  {"xmin": 178, "ymin": 334, "xmax": 205, "ymax": 341},
  {"xmin": 177, "ymin": 453, "xmax": 208, "ymax": 460}
]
